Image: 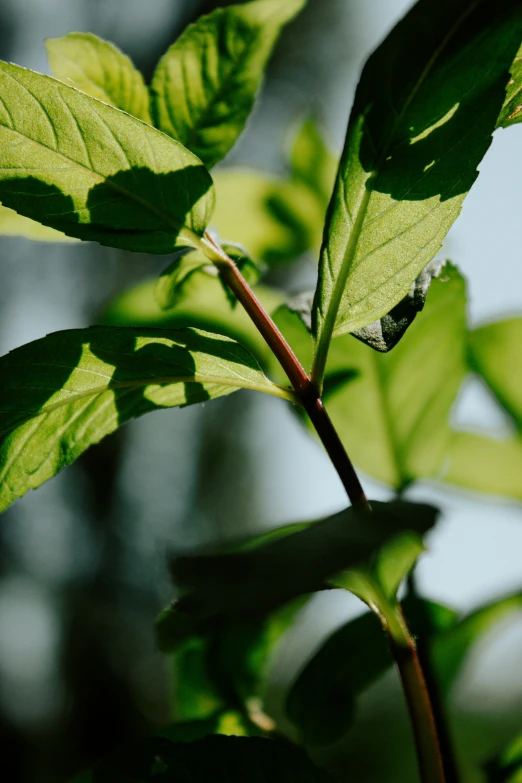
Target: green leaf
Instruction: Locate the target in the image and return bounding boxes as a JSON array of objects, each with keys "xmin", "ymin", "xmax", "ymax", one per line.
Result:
[
  {"xmin": 442, "ymin": 316, "xmax": 522, "ymax": 500},
  {"xmin": 287, "ymin": 596, "xmax": 455, "ymax": 746},
  {"xmin": 468, "ymin": 318, "xmax": 522, "ymax": 431},
  {"xmin": 290, "ymin": 116, "xmax": 337, "ymax": 203},
  {"xmin": 150, "ymin": 0, "xmax": 306, "ymax": 168},
  {"xmin": 161, "ymin": 601, "xmax": 303, "ymax": 733},
  {"xmin": 92, "ymin": 735, "xmax": 333, "ymax": 783},
  {"xmin": 484, "ymin": 733, "xmax": 522, "ymax": 783},
  {"xmin": 155, "ymin": 244, "xmax": 262, "ymax": 311},
  {"xmin": 46, "ymin": 32, "xmax": 152, "ymax": 123},
  {"xmin": 279, "ymin": 263, "xmax": 467, "ymax": 488},
  {"xmin": 286, "ymin": 609, "xmax": 390, "ymax": 745},
  {"xmin": 169, "ymin": 500, "xmax": 437, "ymax": 622},
  {"xmin": 497, "ymin": 42, "xmax": 522, "ymax": 128},
  {"xmin": 212, "ymin": 168, "xmax": 320, "ymax": 266},
  {"xmin": 0, "ymin": 326, "xmax": 294, "ymax": 513},
  {"xmin": 432, "ymin": 591, "xmax": 522, "ymax": 694},
  {"xmin": 312, "ymin": 0, "xmax": 522, "ymax": 383},
  {"xmin": 103, "ymin": 274, "xmax": 282, "ymax": 365},
  {"xmin": 0, "ymin": 203, "xmax": 79, "ymax": 242},
  {"xmin": 443, "ymin": 432, "xmax": 522, "ymax": 501},
  {"xmin": 0, "ymin": 61, "xmax": 213, "ymax": 253}
]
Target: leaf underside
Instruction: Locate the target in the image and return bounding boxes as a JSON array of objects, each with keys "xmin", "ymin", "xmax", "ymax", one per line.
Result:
[
  {"xmin": 0, "ymin": 61, "xmax": 214, "ymax": 253},
  {"xmin": 0, "ymin": 326, "xmax": 287, "ymax": 513},
  {"xmin": 312, "ymin": 0, "xmax": 522, "ymax": 380}
]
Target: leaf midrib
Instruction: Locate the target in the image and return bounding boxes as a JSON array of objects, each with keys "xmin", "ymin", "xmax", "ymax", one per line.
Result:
[
  {"xmin": 312, "ymin": 0, "xmax": 482, "ymax": 384},
  {"xmin": 1, "ymin": 373, "xmax": 298, "ymax": 439}
]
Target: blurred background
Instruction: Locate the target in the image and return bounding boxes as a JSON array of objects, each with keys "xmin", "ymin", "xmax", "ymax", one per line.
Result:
[{"xmin": 0, "ymin": 1, "xmax": 521, "ymax": 781}]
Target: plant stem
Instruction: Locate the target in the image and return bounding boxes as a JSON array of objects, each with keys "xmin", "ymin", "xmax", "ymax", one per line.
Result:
[
  {"xmin": 198, "ymin": 232, "xmax": 370, "ymax": 510},
  {"xmin": 385, "ymin": 606, "xmax": 446, "ymax": 783},
  {"xmin": 199, "ymin": 232, "xmax": 447, "ymax": 780},
  {"xmin": 406, "ymin": 574, "xmax": 461, "ymax": 782}
]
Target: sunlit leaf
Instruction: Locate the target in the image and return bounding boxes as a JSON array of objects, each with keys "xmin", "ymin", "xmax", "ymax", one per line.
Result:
[
  {"xmin": 103, "ymin": 275, "xmax": 282, "ymax": 363},
  {"xmin": 0, "ymin": 326, "xmax": 294, "ymax": 512},
  {"xmin": 443, "ymin": 432, "xmax": 522, "ymax": 501},
  {"xmin": 46, "ymin": 32, "xmax": 152, "ymax": 123},
  {"xmin": 212, "ymin": 168, "xmax": 318, "ymax": 266},
  {"xmin": 150, "ymin": 0, "xmax": 306, "ymax": 167},
  {"xmin": 92, "ymin": 735, "xmax": 333, "ymax": 783},
  {"xmin": 277, "ymin": 263, "xmax": 467, "ymax": 488},
  {"xmin": 312, "ymin": 0, "xmax": 522, "ymax": 382},
  {"xmin": 0, "ymin": 61, "xmax": 213, "ymax": 253}
]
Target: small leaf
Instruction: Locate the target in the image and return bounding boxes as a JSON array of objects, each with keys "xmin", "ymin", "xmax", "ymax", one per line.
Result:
[
  {"xmin": 0, "ymin": 61, "xmax": 214, "ymax": 253},
  {"xmin": 155, "ymin": 244, "xmax": 262, "ymax": 311},
  {"xmin": 46, "ymin": 32, "xmax": 152, "ymax": 123},
  {"xmin": 312, "ymin": 0, "xmax": 522, "ymax": 382},
  {"xmin": 0, "ymin": 326, "xmax": 293, "ymax": 512},
  {"xmin": 92, "ymin": 735, "xmax": 333, "ymax": 783},
  {"xmin": 287, "ymin": 596, "xmax": 455, "ymax": 745},
  {"xmin": 497, "ymin": 42, "xmax": 522, "ymax": 128},
  {"xmin": 150, "ymin": 0, "xmax": 306, "ymax": 167},
  {"xmin": 0, "ymin": 203, "xmax": 79, "ymax": 242},
  {"xmin": 169, "ymin": 500, "xmax": 437, "ymax": 621}
]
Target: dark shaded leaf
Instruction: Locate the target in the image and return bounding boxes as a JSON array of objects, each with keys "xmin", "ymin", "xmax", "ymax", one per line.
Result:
[
  {"xmin": 93, "ymin": 735, "xmax": 333, "ymax": 783},
  {"xmin": 169, "ymin": 500, "xmax": 437, "ymax": 621}
]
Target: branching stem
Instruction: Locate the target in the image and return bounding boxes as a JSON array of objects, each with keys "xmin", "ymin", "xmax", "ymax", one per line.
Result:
[
  {"xmin": 197, "ymin": 231, "xmax": 446, "ymax": 781},
  {"xmin": 198, "ymin": 231, "xmax": 370, "ymax": 510}
]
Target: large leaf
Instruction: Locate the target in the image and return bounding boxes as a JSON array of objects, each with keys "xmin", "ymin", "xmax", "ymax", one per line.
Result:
[
  {"xmin": 150, "ymin": 0, "xmax": 305, "ymax": 168},
  {"xmin": 168, "ymin": 500, "xmax": 437, "ymax": 622},
  {"xmin": 46, "ymin": 32, "xmax": 152, "ymax": 123},
  {"xmin": 92, "ymin": 735, "xmax": 333, "ymax": 783},
  {"xmin": 0, "ymin": 61, "xmax": 213, "ymax": 253},
  {"xmin": 277, "ymin": 263, "xmax": 467, "ymax": 488},
  {"xmin": 312, "ymin": 0, "xmax": 522, "ymax": 382},
  {"xmin": 0, "ymin": 326, "xmax": 294, "ymax": 512}
]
